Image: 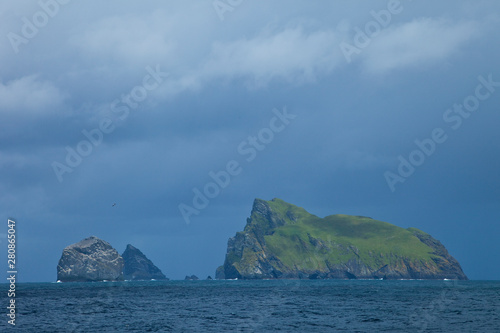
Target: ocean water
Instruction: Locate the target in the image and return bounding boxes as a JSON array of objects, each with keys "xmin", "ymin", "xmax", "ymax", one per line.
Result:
[{"xmin": 1, "ymin": 280, "xmax": 499, "ymax": 332}]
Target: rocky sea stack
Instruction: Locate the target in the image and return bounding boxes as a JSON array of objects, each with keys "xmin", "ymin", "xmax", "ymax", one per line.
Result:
[
  {"xmin": 122, "ymin": 244, "xmax": 168, "ymax": 280},
  {"xmin": 57, "ymin": 237, "xmax": 167, "ymax": 282},
  {"xmin": 57, "ymin": 236, "xmax": 124, "ymax": 282},
  {"xmin": 216, "ymin": 198, "xmax": 468, "ymax": 280}
]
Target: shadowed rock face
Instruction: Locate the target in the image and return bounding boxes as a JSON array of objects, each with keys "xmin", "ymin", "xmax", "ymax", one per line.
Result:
[
  {"xmin": 57, "ymin": 236, "xmax": 124, "ymax": 282},
  {"xmin": 122, "ymin": 244, "xmax": 167, "ymax": 280},
  {"xmin": 216, "ymin": 198, "xmax": 468, "ymax": 280}
]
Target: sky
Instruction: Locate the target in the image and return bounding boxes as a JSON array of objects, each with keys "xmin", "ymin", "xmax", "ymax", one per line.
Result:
[{"xmin": 0, "ymin": 0, "xmax": 499, "ymax": 282}]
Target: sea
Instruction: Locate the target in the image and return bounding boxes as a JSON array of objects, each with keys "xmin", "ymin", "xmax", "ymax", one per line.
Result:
[{"xmin": 1, "ymin": 280, "xmax": 499, "ymax": 332}]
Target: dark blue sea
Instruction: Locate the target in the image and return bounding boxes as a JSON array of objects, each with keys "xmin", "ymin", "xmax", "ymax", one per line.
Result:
[{"xmin": 1, "ymin": 280, "xmax": 499, "ymax": 332}]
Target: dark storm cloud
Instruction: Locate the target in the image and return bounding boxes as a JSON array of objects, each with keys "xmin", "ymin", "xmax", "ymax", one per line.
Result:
[{"xmin": 1, "ymin": 0, "xmax": 499, "ymax": 281}]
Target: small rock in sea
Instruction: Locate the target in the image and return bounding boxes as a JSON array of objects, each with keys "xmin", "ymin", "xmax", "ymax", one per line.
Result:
[
  {"xmin": 57, "ymin": 236, "xmax": 124, "ymax": 282},
  {"xmin": 122, "ymin": 244, "xmax": 168, "ymax": 281}
]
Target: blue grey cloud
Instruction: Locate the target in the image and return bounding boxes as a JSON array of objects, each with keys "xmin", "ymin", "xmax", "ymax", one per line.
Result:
[{"xmin": 1, "ymin": 0, "xmax": 499, "ymax": 281}]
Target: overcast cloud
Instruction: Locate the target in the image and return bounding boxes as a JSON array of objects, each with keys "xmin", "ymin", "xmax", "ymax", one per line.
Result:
[{"xmin": 1, "ymin": 0, "xmax": 499, "ymax": 281}]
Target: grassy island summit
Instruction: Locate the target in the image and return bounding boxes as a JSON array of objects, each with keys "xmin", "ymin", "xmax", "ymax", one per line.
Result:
[{"xmin": 216, "ymin": 198, "xmax": 467, "ymax": 280}]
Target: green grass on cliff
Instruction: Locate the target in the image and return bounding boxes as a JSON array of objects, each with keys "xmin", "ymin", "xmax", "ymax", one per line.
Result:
[{"xmin": 259, "ymin": 198, "xmax": 438, "ymax": 271}]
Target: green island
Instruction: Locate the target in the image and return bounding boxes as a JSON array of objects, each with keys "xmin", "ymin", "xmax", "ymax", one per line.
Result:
[{"xmin": 216, "ymin": 198, "xmax": 467, "ymax": 280}]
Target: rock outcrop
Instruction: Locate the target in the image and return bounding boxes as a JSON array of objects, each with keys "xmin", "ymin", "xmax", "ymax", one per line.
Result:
[
  {"xmin": 216, "ymin": 198, "xmax": 468, "ymax": 280},
  {"xmin": 122, "ymin": 244, "xmax": 167, "ymax": 280},
  {"xmin": 185, "ymin": 275, "xmax": 199, "ymax": 280},
  {"xmin": 57, "ymin": 236, "xmax": 124, "ymax": 282}
]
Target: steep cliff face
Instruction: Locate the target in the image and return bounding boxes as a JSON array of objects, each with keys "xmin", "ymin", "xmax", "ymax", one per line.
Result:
[
  {"xmin": 122, "ymin": 244, "xmax": 167, "ymax": 280},
  {"xmin": 57, "ymin": 236, "xmax": 124, "ymax": 282},
  {"xmin": 216, "ymin": 199, "xmax": 468, "ymax": 280}
]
